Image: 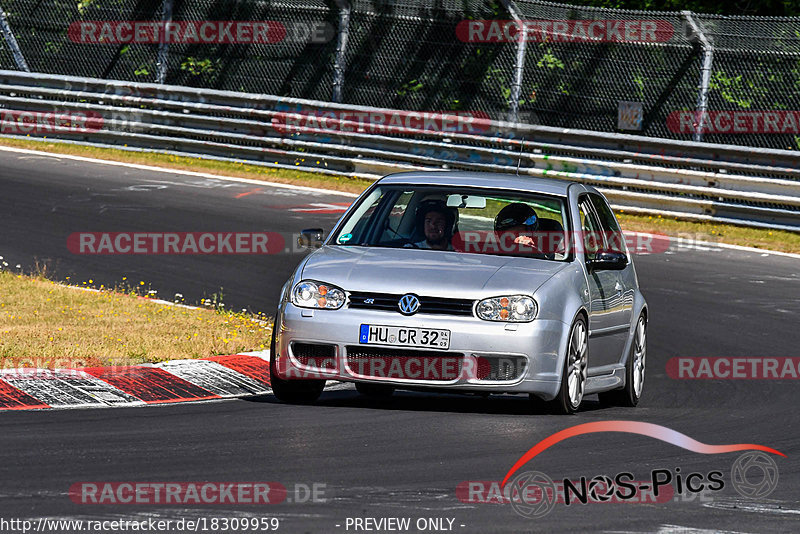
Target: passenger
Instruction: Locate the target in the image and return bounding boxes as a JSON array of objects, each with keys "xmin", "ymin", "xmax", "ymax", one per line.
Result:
[{"xmin": 494, "ymin": 203, "xmax": 542, "ymax": 253}]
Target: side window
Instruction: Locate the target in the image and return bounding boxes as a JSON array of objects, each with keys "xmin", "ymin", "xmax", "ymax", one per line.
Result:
[
  {"xmin": 335, "ymin": 188, "xmax": 385, "ymax": 245},
  {"xmin": 578, "ymin": 199, "xmax": 602, "ymax": 261},
  {"xmin": 380, "ymin": 191, "xmax": 415, "ymax": 242},
  {"xmin": 589, "ymin": 193, "xmax": 625, "ymax": 253}
]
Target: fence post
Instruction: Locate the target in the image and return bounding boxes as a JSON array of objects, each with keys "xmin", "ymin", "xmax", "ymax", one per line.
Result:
[
  {"xmin": 683, "ymin": 11, "xmax": 713, "ymax": 143},
  {"xmin": 0, "ymin": 6, "xmax": 30, "ymax": 72},
  {"xmin": 331, "ymin": 0, "xmax": 351, "ymax": 103},
  {"xmin": 156, "ymin": 0, "xmax": 174, "ymax": 84},
  {"xmin": 500, "ymin": 0, "xmax": 527, "ymax": 124}
]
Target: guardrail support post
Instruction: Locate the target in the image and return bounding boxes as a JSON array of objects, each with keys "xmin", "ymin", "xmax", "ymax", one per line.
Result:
[
  {"xmin": 501, "ymin": 0, "xmax": 527, "ymax": 124},
  {"xmin": 156, "ymin": 0, "xmax": 174, "ymax": 84},
  {"xmin": 0, "ymin": 6, "xmax": 29, "ymax": 72},
  {"xmin": 683, "ymin": 11, "xmax": 713, "ymax": 143},
  {"xmin": 331, "ymin": 0, "xmax": 351, "ymax": 103}
]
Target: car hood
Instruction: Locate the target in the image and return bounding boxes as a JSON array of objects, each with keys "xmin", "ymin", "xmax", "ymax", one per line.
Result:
[{"xmin": 300, "ymin": 246, "xmax": 569, "ymax": 298}]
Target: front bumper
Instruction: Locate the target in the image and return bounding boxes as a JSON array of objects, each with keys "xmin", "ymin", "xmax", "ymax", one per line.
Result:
[{"xmin": 273, "ymin": 303, "xmax": 569, "ymax": 400}]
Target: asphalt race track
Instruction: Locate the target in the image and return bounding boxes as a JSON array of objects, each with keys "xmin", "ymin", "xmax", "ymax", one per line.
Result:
[{"xmin": 1, "ymin": 149, "xmax": 799, "ymax": 533}]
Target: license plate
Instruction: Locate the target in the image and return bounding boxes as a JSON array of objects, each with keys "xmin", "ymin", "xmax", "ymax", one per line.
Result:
[{"xmin": 359, "ymin": 324, "xmax": 450, "ymax": 349}]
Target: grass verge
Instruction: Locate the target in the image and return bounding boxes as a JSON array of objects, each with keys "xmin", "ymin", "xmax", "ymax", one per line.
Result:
[
  {"xmin": 1, "ymin": 137, "xmax": 798, "ymax": 254},
  {"xmin": 0, "ymin": 270, "xmax": 272, "ymax": 368}
]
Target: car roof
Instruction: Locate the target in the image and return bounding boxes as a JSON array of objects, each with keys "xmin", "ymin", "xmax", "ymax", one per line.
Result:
[{"xmin": 377, "ymin": 171, "xmax": 575, "ymax": 196}]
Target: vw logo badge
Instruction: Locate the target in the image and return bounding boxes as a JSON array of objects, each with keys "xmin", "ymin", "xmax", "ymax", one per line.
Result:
[{"xmin": 398, "ymin": 294, "xmax": 420, "ymax": 315}]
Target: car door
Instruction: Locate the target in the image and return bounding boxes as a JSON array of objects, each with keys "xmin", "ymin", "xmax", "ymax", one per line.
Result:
[
  {"xmin": 578, "ymin": 196, "xmax": 629, "ymax": 371},
  {"xmin": 588, "ymin": 192, "xmax": 634, "ymax": 339}
]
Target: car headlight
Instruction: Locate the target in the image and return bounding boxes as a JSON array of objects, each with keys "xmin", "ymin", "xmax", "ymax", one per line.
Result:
[
  {"xmin": 291, "ymin": 280, "xmax": 346, "ymax": 310},
  {"xmin": 476, "ymin": 295, "xmax": 537, "ymax": 322}
]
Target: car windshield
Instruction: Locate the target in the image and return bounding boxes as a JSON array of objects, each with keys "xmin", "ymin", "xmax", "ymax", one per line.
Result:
[{"xmin": 331, "ymin": 185, "xmax": 570, "ymax": 261}]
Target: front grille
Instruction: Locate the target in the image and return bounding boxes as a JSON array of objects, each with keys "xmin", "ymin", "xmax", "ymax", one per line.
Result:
[
  {"xmin": 345, "ymin": 346, "xmax": 463, "ymax": 381},
  {"xmin": 348, "ymin": 292, "xmax": 474, "ymax": 316},
  {"xmin": 474, "ymin": 356, "xmax": 527, "ymax": 381},
  {"xmin": 290, "ymin": 342, "xmax": 337, "ymax": 369}
]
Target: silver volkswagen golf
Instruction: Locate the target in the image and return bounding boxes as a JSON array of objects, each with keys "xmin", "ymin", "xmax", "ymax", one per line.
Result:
[{"xmin": 270, "ymin": 172, "xmax": 647, "ymax": 413}]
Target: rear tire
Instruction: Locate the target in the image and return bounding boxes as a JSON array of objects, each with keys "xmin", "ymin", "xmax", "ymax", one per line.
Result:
[
  {"xmin": 269, "ymin": 317, "xmax": 325, "ymax": 404},
  {"xmin": 355, "ymin": 382, "xmax": 395, "ymax": 398},
  {"xmin": 599, "ymin": 314, "xmax": 646, "ymax": 407},
  {"xmin": 550, "ymin": 316, "xmax": 588, "ymax": 415}
]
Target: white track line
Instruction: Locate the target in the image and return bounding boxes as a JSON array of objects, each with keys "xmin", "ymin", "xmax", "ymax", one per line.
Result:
[{"xmin": 0, "ymin": 144, "xmax": 359, "ymax": 197}]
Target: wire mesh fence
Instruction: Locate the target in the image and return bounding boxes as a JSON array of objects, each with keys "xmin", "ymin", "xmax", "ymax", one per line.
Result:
[
  {"xmin": 691, "ymin": 13, "xmax": 800, "ymax": 149},
  {"xmin": 0, "ymin": 0, "xmax": 798, "ymax": 150},
  {"xmin": 341, "ymin": 0, "xmax": 518, "ymax": 115}
]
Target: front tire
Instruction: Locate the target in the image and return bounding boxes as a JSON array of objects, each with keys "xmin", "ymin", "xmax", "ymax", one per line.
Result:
[
  {"xmin": 551, "ymin": 316, "xmax": 588, "ymax": 414},
  {"xmin": 269, "ymin": 317, "xmax": 325, "ymax": 404},
  {"xmin": 599, "ymin": 314, "xmax": 646, "ymax": 407}
]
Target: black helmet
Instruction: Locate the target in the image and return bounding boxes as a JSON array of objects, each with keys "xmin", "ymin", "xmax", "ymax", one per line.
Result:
[{"xmin": 494, "ymin": 203, "xmax": 538, "ymax": 232}]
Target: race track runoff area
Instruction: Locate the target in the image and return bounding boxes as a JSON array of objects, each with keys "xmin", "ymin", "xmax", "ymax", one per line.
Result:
[{"xmin": 0, "ymin": 353, "xmax": 272, "ymax": 410}]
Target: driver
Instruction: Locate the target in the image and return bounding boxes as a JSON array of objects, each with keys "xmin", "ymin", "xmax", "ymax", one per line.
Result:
[
  {"xmin": 410, "ymin": 200, "xmax": 457, "ymax": 250},
  {"xmin": 494, "ymin": 203, "xmax": 541, "ymax": 253}
]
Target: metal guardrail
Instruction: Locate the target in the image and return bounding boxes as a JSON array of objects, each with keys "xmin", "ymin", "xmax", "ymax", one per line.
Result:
[{"xmin": 0, "ymin": 70, "xmax": 798, "ymax": 232}]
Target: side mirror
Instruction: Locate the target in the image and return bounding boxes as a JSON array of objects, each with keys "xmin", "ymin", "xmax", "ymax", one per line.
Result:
[
  {"xmin": 587, "ymin": 251, "xmax": 628, "ymax": 272},
  {"xmin": 298, "ymin": 228, "xmax": 324, "ymax": 249}
]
